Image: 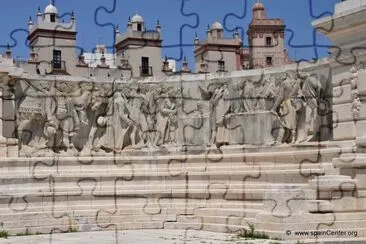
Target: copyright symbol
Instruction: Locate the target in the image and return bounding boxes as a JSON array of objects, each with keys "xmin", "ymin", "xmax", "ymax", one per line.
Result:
[{"xmin": 286, "ymin": 230, "xmax": 291, "ymax": 236}]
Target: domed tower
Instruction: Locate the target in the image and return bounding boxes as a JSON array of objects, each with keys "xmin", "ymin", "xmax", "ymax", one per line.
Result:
[
  {"xmin": 210, "ymin": 21, "xmax": 224, "ymax": 39},
  {"xmin": 194, "ymin": 20, "xmax": 242, "ymax": 73},
  {"xmin": 115, "ymin": 13, "xmax": 163, "ymax": 77},
  {"xmin": 247, "ymin": 0, "xmax": 292, "ymax": 69},
  {"xmin": 252, "ymin": 0, "xmax": 266, "ymax": 20},
  {"xmin": 44, "ymin": 2, "xmax": 59, "ymax": 23},
  {"xmin": 27, "ymin": 2, "xmax": 77, "ymax": 75},
  {"xmin": 130, "ymin": 13, "xmax": 144, "ymax": 31}
]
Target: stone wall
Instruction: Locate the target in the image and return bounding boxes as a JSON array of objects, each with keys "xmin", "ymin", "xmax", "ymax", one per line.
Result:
[{"xmin": 2, "ymin": 57, "xmax": 366, "ymax": 242}]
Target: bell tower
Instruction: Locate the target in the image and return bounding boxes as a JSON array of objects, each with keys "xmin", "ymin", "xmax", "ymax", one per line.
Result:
[{"xmin": 27, "ymin": 1, "xmax": 77, "ymax": 75}]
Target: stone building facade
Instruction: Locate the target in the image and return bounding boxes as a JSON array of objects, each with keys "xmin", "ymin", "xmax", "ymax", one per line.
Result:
[
  {"xmin": 10, "ymin": 1, "xmax": 293, "ymax": 78},
  {"xmin": 246, "ymin": 1, "xmax": 292, "ymax": 69},
  {"xmin": 194, "ymin": 1, "xmax": 293, "ymax": 73}
]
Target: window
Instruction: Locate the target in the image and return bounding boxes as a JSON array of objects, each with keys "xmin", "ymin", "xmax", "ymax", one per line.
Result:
[
  {"xmin": 266, "ymin": 56, "xmax": 273, "ymax": 66},
  {"xmin": 50, "ymin": 14, "xmax": 56, "ymax": 23},
  {"xmin": 141, "ymin": 57, "xmax": 150, "ymax": 75},
  {"xmin": 218, "ymin": 60, "xmax": 225, "ymax": 71},
  {"xmin": 53, "ymin": 50, "xmax": 62, "ymax": 69},
  {"xmin": 217, "ymin": 31, "xmax": 222, "ymax": 39},
  {"xmin": 137, "ymin": 24, "xmax": 142, "ymax": 31},
  {"xmin": 266, "ymin": 37, "xmax": 272, "ymax": 46}
]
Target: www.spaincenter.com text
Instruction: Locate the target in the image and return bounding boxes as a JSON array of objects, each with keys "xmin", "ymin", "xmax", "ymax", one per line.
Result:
[{"xmin": 286, "ymin": 229, "xmax": 358, "ymax": 237}]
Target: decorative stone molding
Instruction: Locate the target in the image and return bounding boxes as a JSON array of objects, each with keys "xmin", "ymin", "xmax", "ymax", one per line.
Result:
[
  {"xmin": 349, "ymin": 66, "xmax": 363, "ymax": 119},
  {"xmin": 352, "ymin": 97, "xmax": 361, "ymax": 118}
]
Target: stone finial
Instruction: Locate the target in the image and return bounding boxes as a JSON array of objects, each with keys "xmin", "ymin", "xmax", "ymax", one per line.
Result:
[
  {"xmin": 127, "ymin": 16, "xmax": 132, "ymax": 29},
  {"xmin": 234, "ymin": 27, "xmax": 240, "ymax": 40},
  {"xmin": 181, "ymin": 56, "xmax": 191, "ymax": 73},
  {"xmin": 28, "ymin": 16, "xmax": 34, "ymax": 31},
  {"xmin": 71, "ymin": 10, "xmax": 76, "ymax": 21},
  {"xmin": 5, "ymin": 44, "xmax": 11, "ymax": 59},
  {"xmin": 194, "ymin": 32, "xmax": 199, "ymax": 45},
  {"xmin": 100, "ymin": 52, "xmax": 106, "ymax": 65},
  {"xmin": 156, "ymin": 19, "xmax": 161, "ymax": 33},
  {"xmin": 115, "ymin": 25, "xmax": 120, "ymax": 36},
  {"xmin": 37, "ymin": 6, "xmax": 42, "ymax": 16},
  {"xmin": 206, "ymin": 24, "xmax": 212, "ymax": 39},
  {"xmin": 162, "ymin": 55, "xmax": 172, "ymax": 72}
]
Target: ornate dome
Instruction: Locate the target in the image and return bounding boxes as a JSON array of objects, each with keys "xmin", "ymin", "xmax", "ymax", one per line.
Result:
[
  {"xmin": 253, "ymin": 1, "xmax": 265, "ymax": 11},
  {"xmin": 131, "ymin": 13, "xmax": 144, "ymax": 23},
  {"xmin": 44, "ymin": 2, "xmax": 58, "ymax": 14},
  {"xmin": 211, "ymin": 20, "xmax": 223, "ymax": 30}
]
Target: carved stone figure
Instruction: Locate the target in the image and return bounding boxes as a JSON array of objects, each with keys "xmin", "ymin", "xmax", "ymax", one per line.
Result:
[
  {"xmin": 80, "ymin": 87, "xmax": 108, "ymax": 155},
  {"xmin": 101, "ymin": 91, "xmax": 135, "ymax": 153},
  {"xmin": 300, "ymin": 72, "xmax": 323, "ymax": 141},
  {"xmin": 155, "ymin": 87, "xmax": 177, "ymax": 146},
  {"xmin": 141, "ymin": 85, "xmax": 160, "ymax": 148},
  {"xmin": 272, "ymin": 72, "xmax": 301, "ymax": 143},
  {"xmin": 199, "ymin": 83, "xmax": 231, "ymax": 147},
  {"xmin": 229, "ymin": 80, "xmax": 245, "ymax": 113},
  {"xmin": 127, "ymin": 83, "xmax": 148, "ymax": 148},
  {"xmin": 42, "ymin": 83, "xmax": 93, "ymax": 152},
  {"xmin": 243, "ymin": 80, "xmax": 256, "ymax": 112}
]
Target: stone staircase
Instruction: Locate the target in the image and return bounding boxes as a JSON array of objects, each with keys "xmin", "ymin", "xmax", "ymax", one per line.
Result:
[{"xmin": 0, "ymin": 145, "xmax": 363, "ymax": 242}]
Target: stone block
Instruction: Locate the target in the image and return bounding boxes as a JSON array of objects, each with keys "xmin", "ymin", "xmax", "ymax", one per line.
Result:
[
  {"xmin": 331, "ymin": 71, "xmax": 351, "ymax": 86},
  {"xmin": 333, "ymin": 103, "xmax": 353, "ymax": 123},
  {"xmin": 307, "ymin": 200, "xmax": 334, "ymax": 213},
  {"xmin": 2, "ymin": 99, "xmax": 15, "ymax": 120},
  {"xmin": 356, "ymin": 121, "xmax": 366, "ymax": 141},
  {"xmin": 333, "ymin": 84, "xmax": 353, "ymax": 104},
  {"xmin": 6, "ymin": 138, "xmax": 18, "ymax": 157},
  {"xmin": 309, "ymin": 175, "xmax": 357, "ymax": 192},
  {"xmin": 333, "ymin": 121, "xmax": 356, "ymax": 140},
  {"xmin": 2, "ymin": 120, "xmax": 15, "ymax": 138},
  {"xmin": 0, "ymin": 143, "xmax": 6, "ymax": 157},
  {"xmin": 358, "ymin": 71, "xmax": 366, "ymax": 95}
]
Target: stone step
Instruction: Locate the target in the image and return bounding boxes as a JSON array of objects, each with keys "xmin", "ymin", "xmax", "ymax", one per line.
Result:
[
  {"xmin": 0, "ymin": 149, "xmax": 340, "ymax": 166},
  {"xmin": 163, "ymin": 220, "xmax": 253, "ymax": 233},
  {"xmin": 0, "ymin": 167, "xmax": 333, "ymax": 181},
  {"xmin": 0, "ymin": 200, "xmax": 263, "ymax": 212},
  {"xmin": 4, "ymin": 221, "xmax": 167, "ymax": 235},
  {"xmin": 0, "ymin": 206, "xmax": 260, "ymax": 222},
  {"xmin": 194, "ymin": 208, "xmax": 260, "ymax": 218},
  {"xmin": 0, "ymin": 182, "xmax": 310, "ymax": 196}
]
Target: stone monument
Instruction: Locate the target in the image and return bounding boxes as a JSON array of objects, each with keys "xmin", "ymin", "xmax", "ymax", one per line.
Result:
[{"xmin": 0, "ymin": 1, "xmax": 365, "ymax": 243}]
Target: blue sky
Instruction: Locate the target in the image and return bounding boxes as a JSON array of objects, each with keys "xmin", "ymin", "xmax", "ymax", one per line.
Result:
[{"xmin": 0, "ymin": 0, "xmax": 339, "ymax": 68}]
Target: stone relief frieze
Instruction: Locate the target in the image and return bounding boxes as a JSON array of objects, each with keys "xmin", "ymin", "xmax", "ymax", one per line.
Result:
[{"xmin": 14, "ymin": 71, "xmax": 330, "ymax": 156}]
